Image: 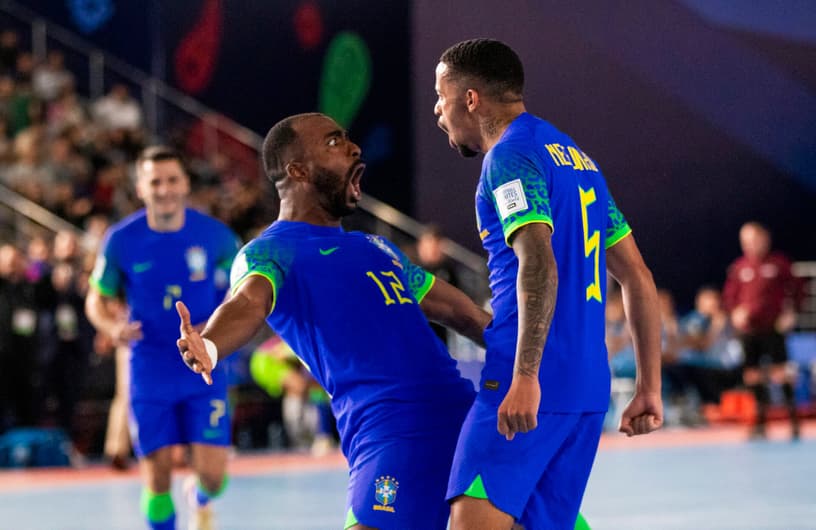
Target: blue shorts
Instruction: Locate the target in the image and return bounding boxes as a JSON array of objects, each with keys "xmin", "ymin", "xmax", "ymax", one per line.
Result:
[
  {"xmin": 344, "ymin": 410, "xmax": 468, "ymax": 529},
  {"xmin": 447, "ymin": 397, "xmax": 604, "ymax": 529},
  {"xmin": 129, "ymin": 388, "xmax": 231, "ymax": 457}
]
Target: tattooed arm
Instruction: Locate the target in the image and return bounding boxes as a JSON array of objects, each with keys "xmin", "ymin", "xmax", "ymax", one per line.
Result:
[{"xmin": 497, "ymin": 222, "xmax": 557, "ymax": 440}]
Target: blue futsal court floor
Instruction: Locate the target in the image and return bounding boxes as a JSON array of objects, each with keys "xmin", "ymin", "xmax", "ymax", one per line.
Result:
[{"xmin": 1, "ymin": 423, "xmax": 814, "ymax": 529}]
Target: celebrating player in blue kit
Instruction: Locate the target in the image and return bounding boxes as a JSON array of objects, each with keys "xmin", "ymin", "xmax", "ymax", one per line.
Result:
[
  {"xmin": 176, "ymin": 113, "xmax": 491, "ymax": 529},
  {"xmin": 85, "ymin": 147, "xmax": 240, "ymax": 530},
  {"xmin": 433, "ymin": 39, "xmax": 664, "ymax": 529}
]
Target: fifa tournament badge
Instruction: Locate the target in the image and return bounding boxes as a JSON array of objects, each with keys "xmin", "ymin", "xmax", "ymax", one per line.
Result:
[
  {"xmin": 373, "ymin": 475, "xmax": 399, "ymax": 512},
  {"xmin": 186, "ymin": 246, "xmax": 208, "ymax": 281}
]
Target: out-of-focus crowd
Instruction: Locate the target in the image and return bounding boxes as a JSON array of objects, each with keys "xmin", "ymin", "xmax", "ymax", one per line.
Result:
[{"xmin": 0, "ymin": 28, "xmax": 276, "ymax": 457}]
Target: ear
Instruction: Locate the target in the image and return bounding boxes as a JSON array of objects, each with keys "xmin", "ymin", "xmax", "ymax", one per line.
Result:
[
  {"xmin": 285, "ymin": 161, "xmax": 308, "ymax": 181},
  {"xmin": 134, "ymin": 176, "xmax": 145, "ymax": 201},
  {"xmin": 465, "ymin": 88, "xmax": 480, "ymax": 112}
]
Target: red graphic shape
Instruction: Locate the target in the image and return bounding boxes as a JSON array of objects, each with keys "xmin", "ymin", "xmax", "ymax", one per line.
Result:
[
  {"xmin": 174, "ymin": 0, "xmax": 223, "ymax": 94},
  {"xmin": 294, "ymin": 1, "xmax": 323, "ymax": 50}
]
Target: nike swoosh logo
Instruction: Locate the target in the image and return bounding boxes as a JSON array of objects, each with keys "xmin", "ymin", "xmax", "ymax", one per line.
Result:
[
  {"xmin": 132, "ymin": 262, "xmax": 153, "ymax": 273},
  {"xmin": 319, "ymin": 247, "xmax": 339, "ymax": 256}
]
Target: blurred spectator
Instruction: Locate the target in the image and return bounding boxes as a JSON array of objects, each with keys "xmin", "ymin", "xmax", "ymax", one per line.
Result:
[
  {"xmin": 250, "ymin": 335, "xmax": 336, "ymax": 454},
  {"xmin": 678, "ymin": 286, "xmax": 742, "ymax": 405},
  {"xmin": 14, "ymin": 52, "xmax": 35, "ymax": 92},
  {"xmin": 91, "ymin": 83, "xmax": 142, "ymax": 133},
  {"xmin": 0, "ymin": 244, "xmax": 53, "ymax": 431},
  {"xmin": 723, "ymin": 221, "xmax": 804, "ymax": 440},
  {"xmin": 43, "ymin": 261, "xmax": 92, "ymax": 444},
  {"xmin": 658, "ymin": 288, "xmax": 704, "ymax": 425},
  {"xmin": 53, "ymin": 229, "xmax": 83, "ymax": 267},
  {"xmin": 25, "ymin": 235, "xmax": 52, "ymax": 282},
  {"xmin": 2, "ymin": 125, "xmax": 54, "ymax": 199},
  {"xmin": 0, "ymin": 74, "xmax": 34, "ymax": 137},
  {"xmin": 607, "ymin": 284, "xmax": 635, "ymax": 378},
  {"xmin": 46, "ymin": 82, "xmax": 87, "ymax": 135},
  {"xmin": 81, "ymin": 214, "xmax": 111, "ymax": 257},
  {"xmin": 0, "ymin": 116, "xmax": 12, "ymax": 163},
  {"xmin": 413, "ymin": 224, "xmax": 459, "ymax": 343},
  {"xmin": 32, "ymin": 50, "xmax": 75, "ymax": 103},
  {"xmin": 0, "ymin": 30, "xmax": 19, "ymax": 73}
]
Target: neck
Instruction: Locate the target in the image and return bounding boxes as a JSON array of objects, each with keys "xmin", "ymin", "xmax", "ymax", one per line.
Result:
[
  {"xmin": 146, "ymin": 208, "xmax": 185, "ymax": 232},
  {"xmin": 480, "ymin": 102, "xmax": 526, "ymax": 152},
  {"xmin": 277, "ymin": 198, "xmax": 341, "ymax": 227}
]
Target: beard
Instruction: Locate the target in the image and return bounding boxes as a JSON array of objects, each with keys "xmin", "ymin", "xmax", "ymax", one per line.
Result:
[{"xmin": 313, "ymin": 165, "xmax": 357, "ymax": 218}]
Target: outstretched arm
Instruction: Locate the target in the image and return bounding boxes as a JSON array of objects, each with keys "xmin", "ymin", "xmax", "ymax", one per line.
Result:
[
  {"xmin": 177, "ymin": 275, "xmax": 272, "ymax": 384},
  {"xmin": 607, "ymin": 234, "xmax": 663, "ymax": 436},
  {"xmin": 420, "ymin": 277, "xmax": 491, "ymax": 347}
]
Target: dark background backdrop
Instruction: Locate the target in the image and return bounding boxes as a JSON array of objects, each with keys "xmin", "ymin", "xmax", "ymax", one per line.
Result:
[{"xmin": 22, "ymin": 0, "xmax": 816, "ymax": 308}]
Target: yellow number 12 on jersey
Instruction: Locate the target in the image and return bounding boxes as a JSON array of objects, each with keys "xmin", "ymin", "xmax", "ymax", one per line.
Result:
[{"xmin": 367, "ymin": 270, "xmax": 413, "ymax": 306}]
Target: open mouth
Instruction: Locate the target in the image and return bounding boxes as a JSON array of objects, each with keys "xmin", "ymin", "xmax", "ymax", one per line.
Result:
[{"xmin": 348, "ymin": 162, "xmax": 365, "ymax": 202}]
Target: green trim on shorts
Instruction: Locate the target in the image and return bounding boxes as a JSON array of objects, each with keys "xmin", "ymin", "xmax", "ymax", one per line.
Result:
[
  {"xmin": 575, "ymin": 511, "xmax": 592, "ymax": 530},
  {"xmin": 343, "ymin": 507, "xmax": 359, "ymax": 529},
  {"xmin": 463, "ymin": 474, "xmax": 489, "ymax": 500},
  {"xmin": 140, "ymin": 489, "xmax": 174, "ymax": 522}
]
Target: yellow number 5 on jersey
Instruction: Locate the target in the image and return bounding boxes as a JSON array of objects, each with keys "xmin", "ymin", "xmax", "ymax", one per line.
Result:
[{"xmin": 579, "ymin": 186, "xmax": 602, "ymax": 303}]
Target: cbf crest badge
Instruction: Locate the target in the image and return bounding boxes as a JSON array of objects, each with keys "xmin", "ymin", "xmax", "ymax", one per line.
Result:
[
  {"xmin": 373, "ymin": 475, "xmax": 399, "ymax": 513},
  {"xmin": 186, "ymin": 246, "xmax": 208, "ymax": 281}
]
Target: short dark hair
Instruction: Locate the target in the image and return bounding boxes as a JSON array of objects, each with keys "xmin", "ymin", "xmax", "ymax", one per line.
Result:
[
  {"xmin": 440, "ymin": 39, "xmax": 524, "ymax": 101},
  {"xmin": 136, "ymin": 145, "xmax": 186, "ymax": 171},
  {"xmin": 262, "ymin": 112, "xmax": 322, "ymax": 182}
]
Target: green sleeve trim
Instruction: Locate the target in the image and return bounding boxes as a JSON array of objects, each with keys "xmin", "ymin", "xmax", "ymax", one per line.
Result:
[
  {"xmin": 503, "ymin": 216, "xmax": 554, "ymax": 246},
  {"xmin": 414, "ymin": 273, "xmax": 436, "ymax": 303},
  {"xmin": 88, "ymin": 277, "xmax": 118, "ymax": 298},
  {"xmin": 230, "ymin": 271, "xmax": 278, "ymax": 315},
  {"xmin": 140, "ymin": 489, "xmax": 175, "ymax": 523},
  {"xmin": 605, "ymin": 225, "xmax": 632, "ymax": 249},
  {"xmin": 343, "ymin": 507, "xmax": 359, "ymax": 529},
  {"xmin": 463, "ymin": 474, "xmax": 489, "ymax": 499}
]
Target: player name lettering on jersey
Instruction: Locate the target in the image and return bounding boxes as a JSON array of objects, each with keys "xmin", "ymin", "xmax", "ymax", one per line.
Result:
[{"xmin": 544, "ymin": 143, "xmax": 598, "ymax": 172}]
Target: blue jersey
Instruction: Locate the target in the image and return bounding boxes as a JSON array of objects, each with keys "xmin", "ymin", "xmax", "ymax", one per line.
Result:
[
  {"xmin": 230, "ymin": 221, "xmax": 475, "ymax": 460},
  {"xmin": 90, "ymin": 208, "xmax": 240, "ymax": 400},
  {"xmin": 476, "ymin": 113, "xmax": 631, "ymax": 412}
]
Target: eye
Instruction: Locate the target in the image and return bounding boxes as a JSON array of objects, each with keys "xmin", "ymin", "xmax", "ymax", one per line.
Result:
[{"xmin": 328, "ymin": 137, "xmax": 339, "ymax": 147}]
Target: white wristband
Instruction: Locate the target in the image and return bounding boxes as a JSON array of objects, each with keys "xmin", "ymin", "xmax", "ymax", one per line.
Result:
[{"xmin": 202, "ymin": 338, "xmax": 219, "ymax": 369}]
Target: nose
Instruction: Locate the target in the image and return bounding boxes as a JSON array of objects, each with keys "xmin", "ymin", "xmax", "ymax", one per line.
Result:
[
  {"xmin": 349, "ymin": 140, "xmax": 361, "ymax": 159},
  {"xmin": 434, "ymin": 100, "xmax": 441, "ymax": 116}
]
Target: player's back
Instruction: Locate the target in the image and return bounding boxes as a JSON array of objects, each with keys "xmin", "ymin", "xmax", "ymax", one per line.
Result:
[
  {"xmin": 231, "ymin": 221, "xmax": 475, "ymax": 459},
  {"xmin": 476, "ymin": 113, "xmax": 631, "ymax": 413}
]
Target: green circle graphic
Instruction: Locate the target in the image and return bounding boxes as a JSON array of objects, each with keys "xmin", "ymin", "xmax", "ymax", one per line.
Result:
[{"xmin": 319, "ymin": 32, "xmax": 372, "ymax": 128}]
